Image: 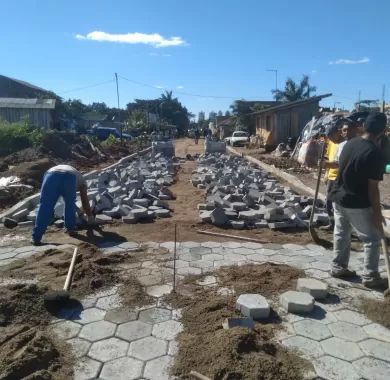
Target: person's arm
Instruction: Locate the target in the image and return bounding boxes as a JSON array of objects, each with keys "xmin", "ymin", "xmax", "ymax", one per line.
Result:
[
  {"xmin": 79, "ymin": 185, "xmax": 92, "ymax": 217},
  {"xmin": 368, "ymin": 179, "xmax": 384, "ymax": 234}
]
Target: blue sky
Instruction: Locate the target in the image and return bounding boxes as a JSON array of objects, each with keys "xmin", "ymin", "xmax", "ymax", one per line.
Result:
[{"xmin": 1, "ymin": 0, "xmax": 389, "ymax": 117}]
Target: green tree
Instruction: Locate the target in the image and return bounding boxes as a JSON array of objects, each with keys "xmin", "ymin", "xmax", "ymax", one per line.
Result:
[{"xmin": 272, "ymin": 75, "xmax": 316, "ymax": 102}]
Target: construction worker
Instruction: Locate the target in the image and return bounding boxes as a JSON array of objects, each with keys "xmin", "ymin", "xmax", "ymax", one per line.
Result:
[
  {"xmin": 336, "ymin": 119, "xmax": 359, "ymax": 161},
  {"xmin": 321, "ymin": 124, "xmax": 343, "ymax": 230},
  {"xmin": 32, "ymin": 165, "xmax": 94, "ymax": 245},
  {"xmin": 329, "ymin": 112, "xmax": 387, "ymax": 287}
]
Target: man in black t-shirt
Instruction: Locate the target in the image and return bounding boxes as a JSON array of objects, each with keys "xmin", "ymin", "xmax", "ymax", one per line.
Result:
[{"xmin": 329, "ymin": 112, "xmax": 387, "ymax": 288}]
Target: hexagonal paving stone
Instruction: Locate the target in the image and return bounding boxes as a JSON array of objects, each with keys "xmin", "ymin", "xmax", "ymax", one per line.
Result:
[
  {"xmin": 333, "ymin": 309, "xmax": 371, "ymax": 326},
  {"xmin": 180, "ymin": 253, "xmax": 202, "ymax": 261},
  {"xmin": 79, "ymin": 320, "xmax": 116, "ymax": 341},
  {"xmin": 76, "ymin": 307, "xmax": 106, "ymax": 325},
  {"xmin": 359, "ymin": 339, "xmax": 390, "ymax": 362},
  {"xmin": 88, "ymin": 337, "xmax": 128, "ymax": 362},
  {"xmin": 180, "ymin": 241, "xmax": 200, "ymax": 248},
  {"xmin": 52, "ymin": 320, "xmax": 81, "ymax": 339},
  {"xmin": 128, "ymin": 336, "xmax": 168, "ymax": 360},
  {"xmin": 100, "ymin": 357, "xmax": 143, "ymax": 380},
  {"xmin": 104, "ymin": 307, "xmax": 138, "ymax": 324},
  {"xmin": 202, "ymin": 253, "xmax": 223, "ymax": 261},
  {"xmin": 363, "ymin": 323, "xmax": 390, "ymax": 343},
  {"xmin": 139, "ymin": 307, "xmax": 172, "ymax": 324},
  {"xmin": 74, "ymin": 357, "xmax": 101, "ymax": 380},
  {"xmin": 313, "ymin": 355, "xmax": 360, "ymax": 380},
  {"xmin": 143, "ymin": 355, "xmax": 173, "ymax": 380},
  {"xmin": 293, "ymin": 319, "xmax": 332, "ymax": 341},
  {"xmin": 152, "ymin": 320, "xmax": 183, "ymax": 340},
  {"xmin": 321, "ymin": 337, "xmax": 364, "ymax": 361},
  {"xmin": 96, "ymin": 293, "xmax": 122, "ymax": 310},
  {"xmin": 222, "ymin": 242, "xmax": 243, "ymax": 249},
  {"xmin": 353, "ymin": 357, "xmax": 390, "ymax": 380},
  {"xmin": 118, "ymin": 241, "xmax": 139, "ymax": 250},
  {"xmin": 201, "ymin": 241, "xmax": 222, "ymax": 248},
  {"xmin": 67, "ymin": 338, "xmax": 91, "ymax": 358},
  {"xmin": 282, "ymin": 335, "xmax": 324, "ymax": 359},
  {"xmin": 116, "ymin": 320, "xmax": 152, "ymax": 342},
  {"xmin": 146, "ymin": 284, "xmax": 173, "ymax": 297},
  {"xmin": 328, "ymin": 321, "xmax": 368, "ymax": 342},
  {"xmin": 168, "ymin": 340, "xmax": 178, "ymax": 356}
]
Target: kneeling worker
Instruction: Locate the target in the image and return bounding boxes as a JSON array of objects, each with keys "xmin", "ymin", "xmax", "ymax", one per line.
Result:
[{"xmin": 32, "ymin": 164, "xmax": 94, "ymax": 245}]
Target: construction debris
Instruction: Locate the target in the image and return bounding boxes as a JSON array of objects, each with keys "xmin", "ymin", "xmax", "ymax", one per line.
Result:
[{"xmin": 193, "ymin": 153, "xmax": 327, "ymax": 230}]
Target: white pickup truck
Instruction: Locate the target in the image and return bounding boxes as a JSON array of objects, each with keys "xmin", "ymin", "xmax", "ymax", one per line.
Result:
[{"xmin": 224, "ymin": 131, "xmax": 249, "ymax": 147}]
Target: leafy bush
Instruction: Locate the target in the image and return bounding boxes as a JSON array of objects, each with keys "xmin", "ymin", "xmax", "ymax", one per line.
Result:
[
  {"xmin": 101, "ymin": 134, "xmax": 118, "ymax": 147},
  {"xmin": 0, "ymin": 120, "xmax": 45, "ymax": 156}
]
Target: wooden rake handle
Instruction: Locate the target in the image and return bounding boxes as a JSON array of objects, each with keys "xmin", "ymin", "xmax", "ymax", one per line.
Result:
[{"xmin": 63, "ymin": 247, "xmax": 78, "ymax": 292}]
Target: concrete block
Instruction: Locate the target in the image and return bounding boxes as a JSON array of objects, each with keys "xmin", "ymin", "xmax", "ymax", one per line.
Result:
[
  {"xmin": 12, "ymin": 208, "xmax": 29, "ymax": 222},
  {"xmin": 210, "ymin": 207, "xmax": 229, "ymax": 226},
  {"xmin": 122, "ymin": 214, "xmax": 137, "ymax": 224},
  {"xmin": 236, "ymin": 294, "xmax": 270, "ymax": 319},
  {"xmin": 296, "ymin": 278, "xmax": 328, "ymax": 299},
  {"xmin": 280, "ymin": 290, "xmax": 314, "ymax": 314},
  {"xmin": 231, "ymin": 202, "xmax": 247, "ymax": 211},
  {"xmin": 155, "ymin": 209, "xmax": 171, "ymax": 218},
  {"xmin": 131, "ymin": 207, "xmax": 148, "ymax": 218},
  {"xmin": 95, "ymin": 214, "xmax": 113, "ymax": 224},
  {"xmin": 199, "ymin": 210, "xmax": 212, "ymax": 223},
  {"xmin": 222, "ymin": 317, "xmax": 255, "ymax": 330},
  {"xmin": 230, "ymin": 220, "xmax": 245, "ymax": 229},
  {"xmin": 133, "ymin": 198, "xmax": 149, "ymax": 207}
]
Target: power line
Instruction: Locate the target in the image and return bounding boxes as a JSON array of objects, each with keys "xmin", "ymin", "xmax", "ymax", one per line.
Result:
[
  {"xmin": 118, "ymin": 74, "xmax": 238, "ymax": 99},
  {"xmin": 59, "ymin": 79, "xmax": 116, "ymax": 95}
]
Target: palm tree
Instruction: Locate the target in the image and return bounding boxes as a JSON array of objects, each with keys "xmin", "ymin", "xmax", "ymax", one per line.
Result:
[{"xmin": 272, "ymin": 75, "xmax": 316, "ymax": 102}]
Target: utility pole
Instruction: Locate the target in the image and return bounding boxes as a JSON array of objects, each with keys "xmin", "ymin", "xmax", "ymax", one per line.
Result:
[
  {"xmin": 382, "ymin": 84, "xmax": 386, "ymax": 113},
  {"xmin": 266, "ymin": 69, "xmax": 278, "ymax": 92},
  {"xmin": 115, "ymin": 73, "xmax": 122, "ymax": 141}
]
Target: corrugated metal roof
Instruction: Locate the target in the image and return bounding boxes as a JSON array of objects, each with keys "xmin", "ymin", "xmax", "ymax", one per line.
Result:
[{"xmin": 0, "ymin": 98, "xmax": 56, "ymax": 109}]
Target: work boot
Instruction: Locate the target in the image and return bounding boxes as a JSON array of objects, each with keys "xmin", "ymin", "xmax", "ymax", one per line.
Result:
[
  {"xmin": 362, "ymin": 276, "xmax": 386, "ymax": 289},
  {"xmin": 31, "ymin": 240, "xmax": 42, "ymax": 246},
  {"xmin": 331, "ymin": 268, "xmax": 357, "ymax": 279}
]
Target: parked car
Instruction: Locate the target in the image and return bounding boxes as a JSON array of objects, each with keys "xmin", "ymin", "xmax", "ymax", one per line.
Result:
[
  {"xmin": 224, "ymin": 131, "xmax": 249, "ymax": 147},
  {"xmin": 90, "ymin": 127, "xmax": 133, "ymax": 141}
]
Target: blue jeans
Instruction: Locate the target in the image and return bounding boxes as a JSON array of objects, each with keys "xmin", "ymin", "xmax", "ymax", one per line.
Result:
[
  {"xmin": 32, "ymin": 171, "xmax": 77, "ymax": 242},
  {"xmin": 332, "ymin": 202, "xmax": 382, "ymax": 280}
]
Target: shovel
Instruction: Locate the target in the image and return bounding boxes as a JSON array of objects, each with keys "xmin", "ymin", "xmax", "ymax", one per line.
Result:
[
  {"xmin": 381, "ymin": 239, "xmax": 390, "ymax": 297},
  {"xmin": 44, "ymin": 247, "xmax": 78, "ymax": 303}
]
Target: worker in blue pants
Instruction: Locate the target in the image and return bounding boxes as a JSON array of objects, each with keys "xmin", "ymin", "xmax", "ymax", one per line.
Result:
[{"xmin": 32, "ymin": 165, "xmax": 94, "ymax": 245}]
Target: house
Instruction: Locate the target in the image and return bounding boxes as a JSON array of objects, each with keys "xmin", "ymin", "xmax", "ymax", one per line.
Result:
[
  {"xmin": 0, "ymin": 98, "xmax": 56, "ymax": 129},
  {"xmin": 0, "ymin": 75, "xmax": 51, "ymax": 98},
  {"xmin": 216, "ymin": 116, "xmax": 236, "ymax": 139},
  {"xmin": 80, "ymin": 112, "xmax": 107, "ymax": 130},
  {"xmin": 254, "ymin": 94, "xmax": 332, "ymax": 147}
]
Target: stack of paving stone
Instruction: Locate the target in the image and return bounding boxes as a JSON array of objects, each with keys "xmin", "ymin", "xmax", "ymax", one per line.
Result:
[
  {"xmin": 193, "ymin": 153, "xmax": 327, "ymax": 230},
  {"xmin": 6, "ymin": 153, "xmax": 178, "ymax": 227}
]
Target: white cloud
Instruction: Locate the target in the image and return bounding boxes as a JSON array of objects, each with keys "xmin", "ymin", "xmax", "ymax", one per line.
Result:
[
  {"xmin": 176, "ymin": 85, "xmax": 184, "ymax": 89},
  {"xmin": 311, "ymin": 69, "xmax": 317, "ymax": 74},
  {"xmin": 75, "ymin": 31, "xmax": 186, "ymax": 48},
  {"xmin": 155, "ymin": 85, "xmax": 165, "ymax": 89},
  {"xmin": 329, "ymin": 57, "xmax": 370, "ymax": 65}
]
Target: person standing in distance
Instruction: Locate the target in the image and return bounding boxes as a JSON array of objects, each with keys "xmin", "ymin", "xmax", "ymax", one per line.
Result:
[{"xmin": 32, "ymin": 164, "xmax": 94, "ymax": 245}]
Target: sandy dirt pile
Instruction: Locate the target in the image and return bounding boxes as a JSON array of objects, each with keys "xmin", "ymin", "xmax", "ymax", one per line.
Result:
[
  {"xmin": 166, "ymin": 263, "xmax": 310, "ymax": 380},
  {"xmin": 0, "ymin": 284, "xmax": 73, "ymax": 380},
  {"xmin": 361, "ymin": 297, "xmax": 390, "ymax": 329}
]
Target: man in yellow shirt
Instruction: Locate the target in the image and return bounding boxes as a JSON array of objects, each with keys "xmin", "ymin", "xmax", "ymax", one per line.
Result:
[{"xmin": 321, "ymin": 124, "xmax": 343, "ymax": 230}]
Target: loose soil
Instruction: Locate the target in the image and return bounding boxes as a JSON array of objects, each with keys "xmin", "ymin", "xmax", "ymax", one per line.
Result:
[
  {"xmin": 360, "ymin": 297, "xmax": 390, "ymax": 329},
  {"xmin": 0, "ymin": 284, "xmax": 73, "ymax": 380},
  {"xmin": 165, "ymin": 263, "xmax": 310, "ymax": 380}
]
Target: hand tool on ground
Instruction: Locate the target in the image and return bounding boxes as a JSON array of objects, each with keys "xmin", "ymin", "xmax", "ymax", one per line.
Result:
[
  {"xmin": 309, "ymin": 141, "xmax": 332, "ymax": 248},
  {"xmin": 197, "ymin": 229, "xmax": 264, "ymax": 244},
  {"xmin": 44, "ymin": 247, "xmax": 78, "ymax": 303},
  {"xmin": 380, "ymin": 238, "xmax": 390, "ymax": 297},
  {"xmin": 190, "ymin": 371, "xmax": 212, "ymax": 380}
]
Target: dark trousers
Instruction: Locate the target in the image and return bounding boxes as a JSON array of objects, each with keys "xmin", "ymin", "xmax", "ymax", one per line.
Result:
[{"xmin": 326, "ymin": 180, "xmax": 336, "ymax": 225}]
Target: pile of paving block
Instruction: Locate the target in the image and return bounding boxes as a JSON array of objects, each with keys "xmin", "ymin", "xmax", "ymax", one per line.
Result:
[
  {"xmin": 225, "ymin": 278, "xmax": 328, "ymax": 328},
  {"xmin": 3, "ymin": 153, "xmax": 179, "ymax": 227},
  {"xmin": 193, "ymin": 153, "xmax": 328, "ymax": 230}
]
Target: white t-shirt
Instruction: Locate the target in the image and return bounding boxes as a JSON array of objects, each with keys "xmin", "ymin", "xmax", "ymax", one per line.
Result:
[
  {"xmin": 48, "ymin": 165, "xmax": 87, "ymax": 188},
  {"xmin": 336, "ymin": 140, "xmax": 348, "ymax": 162}
]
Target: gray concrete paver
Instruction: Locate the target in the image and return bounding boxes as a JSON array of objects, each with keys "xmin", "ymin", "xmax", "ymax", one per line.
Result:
[
  {"xmin": 100, "ymin": 357, "xmax": 143, "ymax": 380},
  {"xmin": 116, "ymin": 320, "xmax": 152, "ymax": 342},
  {"xmin": 282, "ymin": 335, "xmax": 324, "ymax": 359},
  {"xmin": 152, "ymin": 320, "xmax": 183, "ymax": 340},
  {"xmin": 333, "ymin": 309, "xmax": 371, "ymax": 326},
  {"xmin": 359, "ymin": 339, "xmax": 390, "ymax": 362},
  {"xmin": 128, "ymin": 336, "xmax": 168, "ymax": 361},
  {"xmin": 96, "ymin": 294, "xmax": 122, "ymax": 310},
  {"xmin": 328, "ymin": 321, "xmax": 368, "ymax": 342},
  {"xmin": 104, "ymin": 307, "xmax": 138, "ymax": 324},
  {"xmin": 314, "ymin": 355, "xmax": 360, "ymax": 380},
  {"xmin": 353, "ymin": 357, "xmax": 390, "ymax": 380},
  {"xmin": 143, "ymin": 355, "xmax": 174, "ymax": 380},
  {"xmin": 52, "ymin": 320, "xmax": 81, "ymax": 340},
  {"xmin": 76, "ymin": 307, "xmax": 106, "ymax": 325},
  {"xmin": 88, "ymin": 337, "xmax": 129, "ymax": 362},
  {"xmin": 66, "ymin": 338, "xmax": 91, "ymax": 358},
  {"xmin": 293, "ymin": 319, "xmax": 332, "ymax": 341},
  {"xmin": 138, "ymin": 307, "xmax": 172, "ymax": 324},
  {"xmin": 74, "ymin": 357, "xmax": 102, "ymax": 380},
  {"xmin": 363, "ymin": 323, "xmax": 390, "ymax": 343},
  {"xmin": 79, "ymin": 320, "xmax": 116, "ymax": 341},
  {"xmin": 321, "ymin": 337, "xmax": 364, "ymax": 361}
]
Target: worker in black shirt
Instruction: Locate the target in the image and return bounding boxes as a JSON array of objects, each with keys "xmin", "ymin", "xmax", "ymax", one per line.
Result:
[{"xmin": 329, "ymin": 112, "xmax": 387, "ymax": 288}]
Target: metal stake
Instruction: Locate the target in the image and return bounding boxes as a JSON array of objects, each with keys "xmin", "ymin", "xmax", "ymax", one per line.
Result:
[{"xmin": 173, "ymin": 223, "xmax": 177, "ymax": 293}]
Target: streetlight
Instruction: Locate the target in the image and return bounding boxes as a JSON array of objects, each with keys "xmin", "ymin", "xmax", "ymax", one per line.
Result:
[{"xmin": 266, "ymin": 69, "xmax": 278, "ymax": 91}]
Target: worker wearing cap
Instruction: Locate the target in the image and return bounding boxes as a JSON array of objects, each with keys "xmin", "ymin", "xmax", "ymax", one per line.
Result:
[
  {"xmin": 329, "ymin": 112, "xmax": 387, "ymax": 287},
  {"xmin": 321, "ymin": 124, "xmax": 343, "ymax": 230},
  {"xmin": 32, "ymin": 164, "xmax": 94, "ymax": 245}
]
